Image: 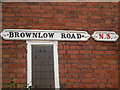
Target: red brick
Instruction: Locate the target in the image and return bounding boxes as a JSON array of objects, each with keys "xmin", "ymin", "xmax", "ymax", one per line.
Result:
[
  {"xmin": 3, "ymin": 22, "xmax": 15, "ymax": 26},
  {"xmin": 59, "ymin": 73, "xmax": 65, "ymax": 78},
  {"xmin": 28, "ymin": 5, "xmax": 40, "ymax": 9},
  {"xmin": 81, "ymin": 69, "xmax": 93, "ymax": 73},
  {"xmin": 101, "ymin": 46, "xmax": 108, "ymax": 50},
  {"xmin": 70, "ymin": 55, "xmax": 82, "ymax": 59},
  {"xmin": 95, "ymin": 79, "xmax": 107, "ymax": 83},
  {"xmin": 71, "ymin": 64, "xmax": 78, "ymax": 68},
  {"xmin": 9, "ymin": 54, "xmax": 16, "ymax": 58},
  {"xmin": 91, "ymin": 64, "xmax": 97, "ymax": 69},
  {"xmin": 65, "ymin": 64, "xmax": 71, "ymax": 68},
  {"xmin": 80, "ymin": 50, "xmax": 91, "ymax": 54},
  {"xmin": 14, "ymin": 79, "xmax": 26, "ymax": 83},
  {"xmin": 111, "ymin": 84, "xmax": 118, "ymax": 88},
  {"xmin": 82, "ymin": 79, "xmax": 94, "ymax": 83},
  {"xmin": 17, "ymin": 53, "xmax": 25, "ymax": 58},
  {"xmin": 5, "ymin": 4, "xmax": 17, "ymax": 8},
  {"xmin": 107, "ymin": 70, "xmax": 118, "ymax": 73},
  {"xmin": 59, "ymin": 60, "xmax": 67, "ymax": 64},
  {"xmin": 41, "ymin": 14, "xmax": 53, "ymax": 18},
  {"xmin": 12, "ymin": 59, "xmax": 27, "ymax": 63},
  {"xmin": 83, "ymin": 65, "xmax": 90, "ymax": 69},
  {"xmin": 71, "ymin": 74, "xmax": 79, "ymax": 78},
  {"xmin": 54, "ymin": 6, "xmax": 64, "ymax": 10},
  {"xmin": 66, "ymin": 84, "xmax": 73, "ymax": 88},
  {"xmin": 58, "ymin": 45, "xmax": 63, "ymax": 49},
  {"xmin": 17, "ymin": 84, "xmax": 26, "ymax": 88},
  {"xmin": 65, "ymin": 74, "xmax": 72, "ymax": 78},
  {"xmin": 66, "ymin": 23, "xmax": 78, "ymax": 27},
  {"xmin": 110, "ymin": 65, "xmax": 118, "ymax": 69},
  {"xmin": 80, "ymin": 60, "xmax": 92, "ymax": 64},
  {"xmin": 105, "ymin": 51, "xmax": 116, "ymax": 54},
  {"xmin": 79, "ymin": 84, "xmax": 86, "ymax": 88},
  {"xmin": 3, "ymin": 13, "xmax": 15, "ymax": 16},
  {"xmin": 105, "ymin": 60, "xmax": 117, "ymax": 64},
  {"xmin": 2, "ymin": 79, "xmax": 10, "ymax": 83},
  {"xmin": 59, "ymin": 69, "xmax": 67, "ymax": 73},
  {"xmin": 82, "ymin": 55, "xmax": 90, "ymax": 59},
  {"xmin": 59, "ymin": 64, "xmax": 64, "ymax": 68},
  {"xmin": 2, "ymin": 54, "xmax": 10, "ymax": 58},
  {"xmin": 9, "ymin": 64, "xmax": 26, "ymax": 68},
  {"xmin": 67, "ymin": 60, "xmax": 79, "ymax": 63},
  {"xmin": 93, "ymin": 60, "xmax": 105, "ymax": 64},
  {"xmin": 59, "ymin": 50, "xmax": 66, "ymax": 54},
  {"xmin": 107, "ymin": 55, "xmax": 118, "ymax": 60},
  {"xmin": 94, "ymin": 69, "xmax": 107, "ymax": 73},
  {"xmin": 99, "ymin": 84, "xmax": 105, "ymax": 88},
  {"xmin": 103, "ymin": 64, "xmax": 109, "ymax": 68},
  {"xmin": 90, "ymin": 16, "xmax": 101, "ymax": 19},
  {"xmin": 78, "ymin": 15, "xmax": 89, "ymax": 19},
  {"xmin": 85, "ymin": 74, "xmax": 92, "ymax": 78},
  {"xmin": 63, "ymin": 55, "xmax": 70, "ymax": 59},
  {"xmin": 78, "ymin": 23, "xmax": 89, "ymax": 27},
  {"xmin": 67, "ymin": 50, "xmax": 79, "ymax": 54},
  {"xmin": 41, "ymin": 6, "xmax": 53, "ymax": 10},
  {"xmin": 95, "ymin": 55, "xmax": 103, "ymax": 59},
  {"xmin": 9, "ymin": 74, "xmax": 16, "ymax": 78},
  {"xmin": 85, "ymin": 84, "xmax": 94, "ymax": 88},
  {"xmin": 2, "ymin": 74, "xmax": 9, "ymax": 78},
  {"xmin": 3, "ymin": 45, "xmax": 17, "ymax": 49},
  {"xmin": 108, "ymin": 79, "xmax": 118, "ymax": 83},
  {"xmin": 16, "ymin": 49, "xmax": 26, "ymax": 53},
  {"xmin": 68, "ymin": 79, "xmax": 81, "ymax": 83},
  {"xmin": 63, "ymin": 19, "xmax": 70, "ymax": 23},
  {"xmin": 15, "ymin": 21, "xmax": 27, "ymax": 26},
  {"xmin": 14, "ymin": 69, "xmax": 26, "ymax": 73},
  {"xmin": 68, "ymin": 69, "xmax": 80, "ymax": 73},
  {"xmin": 2, "ymin": 64, "xmax": 9, "ymax": 68},
  {"xmin": 23, "ymin": 74, "xmax": 27, "ymax": 78},
  {"xmin": 92, "ymin": 51, "xmax": 104, "ymax": 54},
  {"xmin": 54, "ymin": 14, "xmax": 65, "ymax": 18},
  {"xmin": 106, "ymin": 84, "xmax": 112, "ymax": 88},
  {"xmin": 60, "ymin": 79, "xmax": 68, "ymax": 83},
  {"xmin": 73, "ymin": 84, "xmax": 79, "ymax": 88},
  {"xmin": 58, "ymin": 55, "xmax": 63, "ymax": 59},
  {"xmin": 2, "ymin": 2, "xmax": 119, "ymax": 88},
  {"xmin": 64, "ymin": 6, "xmax": 77, "ymax": 10}
]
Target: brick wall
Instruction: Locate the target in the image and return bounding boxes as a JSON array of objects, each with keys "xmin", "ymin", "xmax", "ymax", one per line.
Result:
[{"xmin": 2, "ymin": 2, "xmax": 119, "ymax": 88}]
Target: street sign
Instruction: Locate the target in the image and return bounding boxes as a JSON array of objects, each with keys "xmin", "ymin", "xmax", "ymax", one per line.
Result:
[
  {"xmin": 0, "ymin": 29, "xmax": 90, "ymax": 41},
  {"xmin": 92, "ymin": 31, "xmax": 119, "ymax": 41}
]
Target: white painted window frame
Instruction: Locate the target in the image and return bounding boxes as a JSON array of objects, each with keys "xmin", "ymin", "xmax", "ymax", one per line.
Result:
[{"xmin": 26, "ymin": 41, "xmax": 60, "ymax": 88}]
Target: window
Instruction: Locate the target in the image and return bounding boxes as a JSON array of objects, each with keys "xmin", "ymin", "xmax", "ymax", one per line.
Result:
[{"xmin": 27, "ymin": 41, "xmax": 60, "ymax": 88}]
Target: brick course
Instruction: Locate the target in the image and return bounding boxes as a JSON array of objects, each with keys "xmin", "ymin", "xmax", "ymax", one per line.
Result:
[{"xmin": 2, "ymin": 2, "xmax": 119, "ymax": 88}]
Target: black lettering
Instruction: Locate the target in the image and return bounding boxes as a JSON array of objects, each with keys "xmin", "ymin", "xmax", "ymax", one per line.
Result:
[
  {"xmin": 33, "ymin": 33, "xmax": 37, "ymax": 38},
  {"xmin": 77, "ymin": 34, "xmax": 81, "ymax": 39},
  {"xmin": 67, "ymin": 33, "xmax": 71, "ymax": 38},
  {"xmin": 9, "ymin": 32, "xmax": 14, "ymax": 38},
  {"xmin": 61, "ymin": 33, "xmax": 66, "ymax": 38},
  {"xmin": 15, "ymin": 32, "xmax": 19, "ymax": 37},
  {"xmin": 71, "ymin": 34, "xmax": 76, "ymax": 39},
  {"xmin": 20, "ymin": 32, "xmax": 25, "ymax": 38},
  {"xmin": 26, "ymin": 33, "xmax": 31, "ymax": 38},
  {"xmin": 48, "ymin": 33, "xmax": 54, "ymax": 38},
  {"xmin": 43, "ymin": 33, "xmax": 48, "ymax": 38},
  {"xmin": 38, "ymin": 33, "xmax": 42, "ymax": 38}
]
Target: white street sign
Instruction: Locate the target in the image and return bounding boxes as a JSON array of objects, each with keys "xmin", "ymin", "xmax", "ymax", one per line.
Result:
[
  {"xmin": 0, "ymin": 29, "xmax": 90, "ymax": 41},
  {"xmin": 92, "ymin": 31, "xmax": 119, "ymax": 41}
]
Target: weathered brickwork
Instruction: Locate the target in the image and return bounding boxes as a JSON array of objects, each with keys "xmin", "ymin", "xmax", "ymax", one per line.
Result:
[{"xmin": 2, "ymin": 2, "xmax": 119, "ymax": 88}]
